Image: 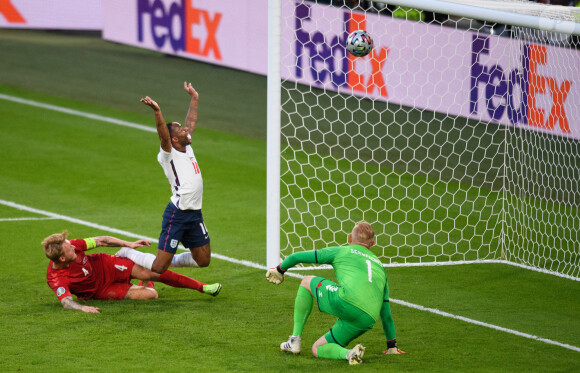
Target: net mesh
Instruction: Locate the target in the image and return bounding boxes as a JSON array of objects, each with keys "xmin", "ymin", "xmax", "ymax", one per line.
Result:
[{"xmin": 277, "ymin": 0, "xmax": 579, "ymax": 279}]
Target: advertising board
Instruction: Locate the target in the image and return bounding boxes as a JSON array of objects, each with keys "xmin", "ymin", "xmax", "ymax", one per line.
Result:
[
  {"xmin": 100, "ymin": 0, "xmax": 580, "ymax": 140},
  {"xmin": 0, "ymin": 0, "xmax": 101, "ymax": 30}
]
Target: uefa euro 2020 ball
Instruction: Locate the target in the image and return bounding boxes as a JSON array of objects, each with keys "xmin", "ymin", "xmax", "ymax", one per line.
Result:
[{"xmin": 346, "ymin": 30, "xmax": 374, "ymax": 57}]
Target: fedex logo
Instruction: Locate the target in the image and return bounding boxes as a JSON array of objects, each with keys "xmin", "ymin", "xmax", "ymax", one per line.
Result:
[
  {"xmin": 470, "ymin": 35, "xmax": 572, "ymax": 133},
  {"xmin": 137, "ymin": 0, "xmax": 222, "ymax": 59},
  {"xmin": 0, "ymin": 0, "xmax": 25, "ymax": 23},
  {"xmin": 294, "ymin": 3, "xmax": 389, "ymax": 97}
]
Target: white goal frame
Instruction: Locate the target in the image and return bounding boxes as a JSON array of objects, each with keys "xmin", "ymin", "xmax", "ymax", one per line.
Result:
[{"xmin": 266, "ymin": 0, "xmax": 580, "ymax": 281}]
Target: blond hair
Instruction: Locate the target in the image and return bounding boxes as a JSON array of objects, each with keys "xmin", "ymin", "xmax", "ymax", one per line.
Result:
[
  {"xmin": 42, "ymin": 230, "xmax": 68, "ymax": 262},
  {"xmin": 351, "ymin": 222, "xmax": 375, "ymax": 245}
]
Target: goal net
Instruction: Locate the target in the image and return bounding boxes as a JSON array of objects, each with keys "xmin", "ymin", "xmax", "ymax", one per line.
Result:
[{"xmin": 267, "ymin": 0, "xmax": 580, "ymax": 280}]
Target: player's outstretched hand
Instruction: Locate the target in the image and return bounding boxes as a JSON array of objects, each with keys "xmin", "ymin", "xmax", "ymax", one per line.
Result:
[
  {"xmin": 82, "ymin": 305, "xmax": 100, "ymax": 314},
  {"xmin": 266, "ymin": 268, "xmax": 284, "ymax": 284},
  {"xmin": 383, "ymin": 348, "xmax": 406, "ymax": 354},
  {"xmin": 127, "ymin": 240, "xmax": 151, "ymax": 249},
  {"xmin": 140, "ymin": 96, "xmax": 160, "ymax": 111},
  {"xmin": 184, "ymin": 81, "xmax": 199, "ymax": 100}
]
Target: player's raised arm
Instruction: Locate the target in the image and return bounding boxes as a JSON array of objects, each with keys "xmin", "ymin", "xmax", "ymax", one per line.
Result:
[
  {"xmin": 140, "ymin": 96, "xmax": 172, "ymax": 152},
  {"xmin": 93, "ymin": 236, "xmax": 151, "ymax": 249},
  {"xmin": 183, "ymin": 81, "xmax": 199, "ymax": 136},
  {"xmin": 61, "ymin": 296, "xmax": 100, "ymax": 314}
]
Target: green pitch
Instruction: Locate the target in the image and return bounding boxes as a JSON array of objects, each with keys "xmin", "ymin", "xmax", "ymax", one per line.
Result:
[{"xmin": 0, "ymin": 30, "xmax": 578, "ymax": 372}]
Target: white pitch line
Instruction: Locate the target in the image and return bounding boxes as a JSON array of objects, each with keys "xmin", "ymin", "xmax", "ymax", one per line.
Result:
[
  {"xmin": 0, "ymin": 93, "xmax": 155, "ymax": 133},
  {"xmin": 1, "ymin": 198, "xmax": 578, "ymax": 352},
  {"xmin": 1, "ymin": 94, "xmax": 579, "ymax": 353},
  {"xmin": 393, "ymin": 299, "xmax": 580, "ymax": 352},
  {"xmin": 0, "ymin": 199, "xmax": 302, "ymax": 279},
  {"xmin": 0, "ymin": 217, "xmax": 57, "ymax": 221}
]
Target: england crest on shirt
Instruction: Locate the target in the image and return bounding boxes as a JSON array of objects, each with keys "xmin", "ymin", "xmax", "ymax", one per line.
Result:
[{"xmin": 170, "ymin": 239, "xmax": 178, "ymax": 248}]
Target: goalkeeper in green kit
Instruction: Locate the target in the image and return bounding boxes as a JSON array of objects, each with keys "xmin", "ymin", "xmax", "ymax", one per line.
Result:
[{"xmin": 266, "ymin": 222, "xmax": 405, "ymax": 365}]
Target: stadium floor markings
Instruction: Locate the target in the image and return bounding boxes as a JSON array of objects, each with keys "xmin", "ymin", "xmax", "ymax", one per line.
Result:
[
  {"xmin": 0, "ymin": 93, "xmax": 155, "ymax": 133},
  {"xmin": 0, "ymin": 217, "xmax": 57, "ymax": 221},
  {"xmin": 1, "ymin": 197, "xmax": 578, "ymax": 353}
]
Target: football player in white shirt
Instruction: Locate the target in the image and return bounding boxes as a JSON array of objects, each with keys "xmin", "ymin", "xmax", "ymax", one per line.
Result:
[{"xmin": 118, "ymin": 83, "xmax": 217, "ymax": 294}]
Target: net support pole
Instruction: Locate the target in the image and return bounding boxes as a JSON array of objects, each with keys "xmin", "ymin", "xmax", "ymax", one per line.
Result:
[
  {"xmin": 267, "ymin": 0, "xmax": 282, "ymax": 268},
  {"xmin": 378, "ymin": 0, "xmax": 580, "ymax": 36}
]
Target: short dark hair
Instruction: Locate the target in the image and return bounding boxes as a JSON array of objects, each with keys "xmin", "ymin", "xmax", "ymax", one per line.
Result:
[{"xmin": 166, "ymin": 122, "xmax": 174, "ymax": 138}]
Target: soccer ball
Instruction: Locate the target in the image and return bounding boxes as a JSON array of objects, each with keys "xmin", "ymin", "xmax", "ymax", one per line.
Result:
[{"xmin": 346, "ymin": 30, "xmax": 374, "ymax": 57}]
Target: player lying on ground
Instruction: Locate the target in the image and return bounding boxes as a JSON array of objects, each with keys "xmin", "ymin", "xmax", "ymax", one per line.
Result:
[
  {"xmin": 43, "ymin": 231, "xmax": 222, "ymax": 314},
  {"xmin": 266, "ymin": 222, "xmax": 404, "ymax": 365}
]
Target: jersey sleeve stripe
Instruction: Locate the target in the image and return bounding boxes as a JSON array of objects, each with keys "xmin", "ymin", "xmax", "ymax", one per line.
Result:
[{"xmin": 170, "ymin": 160, "xmax": 181, "ymax": 187}]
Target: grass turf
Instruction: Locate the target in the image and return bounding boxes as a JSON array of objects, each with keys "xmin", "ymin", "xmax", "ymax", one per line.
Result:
[{"xmin": 0, "ymin": 30, "xmax": 578, "ymax": 372}]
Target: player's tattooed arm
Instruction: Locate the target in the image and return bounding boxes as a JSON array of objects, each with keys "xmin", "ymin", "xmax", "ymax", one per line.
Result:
[
  {"xmin": 61, "ymin": 296, "xmax": 100, "ymax": 314},
  {"xmin": 61, "ymin": 296, "xmax": 83, "ymax": 310},
  {"xmin": 93, "ymin": 236, "xmax": 118, "ymax": 247},
  {"xmin": 184, "ymin": 81, "xmax": 199, "ymax": 135},
  {"xmin": 93, "ymin": 236, "xmax": 151, "ymax": 249}
]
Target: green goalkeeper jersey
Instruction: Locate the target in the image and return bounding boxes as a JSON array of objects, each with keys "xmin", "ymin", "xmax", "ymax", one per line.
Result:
[{"xmin": 281, "ymin": 244, "xmax": 388, "ymax": 321}]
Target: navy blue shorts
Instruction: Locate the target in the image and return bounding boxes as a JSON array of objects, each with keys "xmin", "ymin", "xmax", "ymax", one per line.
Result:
[{"xmin": 158, "ymin": 202, "xmax": 210, "ymax": 254}]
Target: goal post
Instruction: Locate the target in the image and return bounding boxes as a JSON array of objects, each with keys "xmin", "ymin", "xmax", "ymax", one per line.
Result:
[
  {"xmin": 266, "ymin": 0, "xmax": 580, "ymax": 280},
  {"xmin": 267, "ymin": 0, "xmax": 282, "ymax": 268}
]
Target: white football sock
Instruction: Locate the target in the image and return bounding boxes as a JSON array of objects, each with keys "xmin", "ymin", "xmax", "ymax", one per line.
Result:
[
  {"xmin": 116, "ymin": 247, "xmax": 155, "ymax": 270},
  {"xmin": 171, "ymin": 252, "xmax": 199, "ymax": 268}
]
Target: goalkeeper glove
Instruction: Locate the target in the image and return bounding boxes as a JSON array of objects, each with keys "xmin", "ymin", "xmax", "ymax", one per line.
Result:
[
  {"xmin": 383, "ymin": 339, "xmax": 406, "ymax": 354},
  {"xmin": 266, "ymin": 265, "xmax": 286, "ymax": 284}
]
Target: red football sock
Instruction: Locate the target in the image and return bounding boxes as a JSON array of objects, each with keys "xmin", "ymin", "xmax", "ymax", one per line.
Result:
[
  {"xmin": 158, "ymin": 270, "xmax": 205, "ymax": 293},
  {"xmin": 137, "ymin": 280, "xmax": 155, "ymax": 289}
]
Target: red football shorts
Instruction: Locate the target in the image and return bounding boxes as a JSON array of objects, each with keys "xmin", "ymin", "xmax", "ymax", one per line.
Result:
[{"xmin": 92, "ymin": 255, "xmax": 135, "ymax": 300}]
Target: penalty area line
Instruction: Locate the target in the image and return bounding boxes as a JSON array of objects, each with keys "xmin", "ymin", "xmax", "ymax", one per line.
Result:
[
  {"xmin": 0, "ymin": 217, "xmax": 58, "ymax": 221},
  {"xmin": 0, "ymin": 93, "xmax": 155, "ymax": 133},
  {"xmin": 0, "ymin": 198, "xmax": 290, "ymax": 276},
  {"xmin": 392, "ymin": 299, "xmax": 580, "ymax": 353},
  {"xmin": 1, "ymin": 198, "xmax": 578, "ymax": 353}
]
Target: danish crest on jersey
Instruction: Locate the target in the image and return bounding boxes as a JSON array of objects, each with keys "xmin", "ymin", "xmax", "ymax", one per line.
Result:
[
  {"xmin": 170, "ymin": 239, "xmax": 178, "ymax": 248},
  {"xmin": 56, "ymin": 287, "xmax": 65, "ymax": 297}
]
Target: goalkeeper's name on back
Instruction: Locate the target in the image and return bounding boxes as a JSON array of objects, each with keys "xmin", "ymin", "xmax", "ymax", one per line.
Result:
[{"xmin": 350, "ymin": 248, "xmax": 382, "ymax": 265}]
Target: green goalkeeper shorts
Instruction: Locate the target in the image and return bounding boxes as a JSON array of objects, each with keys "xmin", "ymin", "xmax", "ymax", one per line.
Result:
[{"xmin": 309, "ymin": 276, "xmax": 375, "ymax": 347}]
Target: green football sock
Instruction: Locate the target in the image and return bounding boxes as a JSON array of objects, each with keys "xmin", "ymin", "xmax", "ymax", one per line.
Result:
[
  {"xmin": 292, "ymin": 285, "xmax": 313, "ymax": 337},
  {"xmin": 316, "ymin": 343, "xmax": 348, "ymax": 360}
]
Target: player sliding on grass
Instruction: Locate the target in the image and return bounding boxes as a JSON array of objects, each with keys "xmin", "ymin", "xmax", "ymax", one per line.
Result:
[
  {"xmin": 266, "ymin": 222, "xmax": 404, "ymax": 365},
  {"xmin": 127, "ymin": 81, "xmax": 211, "ymax": 274},
  {"xmin": 43, "ymin": 231, "xmax": 221, "ymax": 314}
]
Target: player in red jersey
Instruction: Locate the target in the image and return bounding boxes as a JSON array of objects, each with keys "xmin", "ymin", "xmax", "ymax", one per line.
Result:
[{"xmin": 43, "ymin": 231, "xmax": 222, "ymax": 314}]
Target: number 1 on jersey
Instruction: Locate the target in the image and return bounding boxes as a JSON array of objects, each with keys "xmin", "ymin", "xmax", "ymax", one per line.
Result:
[{"xmin": 366, "ymin": 260, "xmax": 372, "ymax": 283}]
